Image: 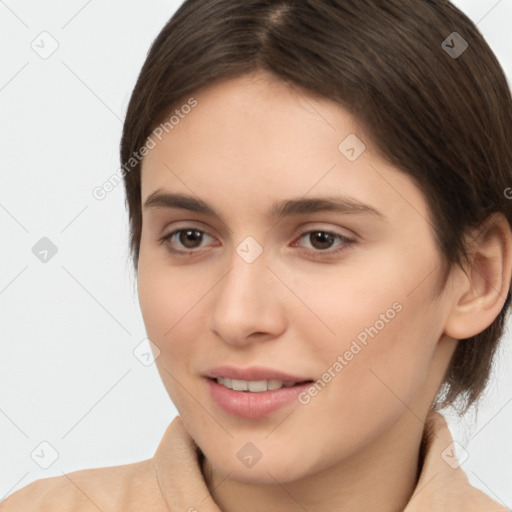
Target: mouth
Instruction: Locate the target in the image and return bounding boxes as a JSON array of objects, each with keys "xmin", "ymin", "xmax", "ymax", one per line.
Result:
[
  {"xmin": 205, "ymin": 377, "xmax": 316, "ymax": 418},
  {"xmin": 209, "ymin": 377, "xmax": 315, "ymax": 393}
]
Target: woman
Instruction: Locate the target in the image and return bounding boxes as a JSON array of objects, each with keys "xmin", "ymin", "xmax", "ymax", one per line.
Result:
[{"xmin": 3, "ymin": 0, "xmax": 511, "ymax": 510}]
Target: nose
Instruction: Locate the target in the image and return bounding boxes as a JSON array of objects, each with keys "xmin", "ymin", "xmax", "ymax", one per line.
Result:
[{"xmin": 208, "ymin": 249, "xmax": 287, "ymax": 348}]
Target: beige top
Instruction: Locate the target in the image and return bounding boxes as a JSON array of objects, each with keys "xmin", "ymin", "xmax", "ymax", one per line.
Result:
[{"xmin": 1, "ymin": 410, "xmax": 508, "ymax": 511}]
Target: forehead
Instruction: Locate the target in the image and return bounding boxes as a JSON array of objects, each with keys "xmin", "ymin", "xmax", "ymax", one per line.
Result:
[{"xmin": 140, "ymin": 72, "xmax": 430, "ymax": 227}]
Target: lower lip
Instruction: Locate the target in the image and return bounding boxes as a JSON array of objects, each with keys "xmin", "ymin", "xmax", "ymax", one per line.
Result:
[{"xmin": 205, "ymin": 378, "xmax": 313, "ymax": 419}]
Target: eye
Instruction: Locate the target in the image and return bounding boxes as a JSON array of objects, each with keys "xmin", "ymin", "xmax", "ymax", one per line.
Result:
[
  {"xmin": 159, "ymin": 228, "xmax": 216, "ymax": 255},
  {"xmin": 292, "ymin": 230, "xmax": 355, "ymax": 257},
  {"xmin": 159, "ymin": 227, "xmax": 355, "ymax": 258}
]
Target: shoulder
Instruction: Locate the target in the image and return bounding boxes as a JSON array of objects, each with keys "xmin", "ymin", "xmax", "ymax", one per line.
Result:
[{"xmin": 0, "ymin": 458, "xmax": 167, "ymax": 512}]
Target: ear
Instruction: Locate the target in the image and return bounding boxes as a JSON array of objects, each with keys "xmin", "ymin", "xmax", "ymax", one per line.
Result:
[{"xmin": 444, "ymin": 213, "xmax": 512, "ymax": 340}]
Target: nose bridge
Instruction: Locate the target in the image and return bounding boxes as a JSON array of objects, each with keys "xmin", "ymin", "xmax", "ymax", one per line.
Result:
[
  {"xmin": 218, "ymin": 244, "xmax": 269, "ymax": 315},
  {"xmin": 208, "ymin": 240, "xmax": 286, "ymax": 344},
  {"xmin": 220, "ymin": 231, "xmax": 270, "ymax": 298}
]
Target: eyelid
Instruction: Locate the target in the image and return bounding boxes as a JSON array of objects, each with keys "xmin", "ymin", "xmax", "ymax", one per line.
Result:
[
  {"xmin": 291, "ymin": 222, "xmax": 357, "ymax": 241},
  {"xmin": 160, "ymin": 220, "xmax": 216, "ymax": 241}
]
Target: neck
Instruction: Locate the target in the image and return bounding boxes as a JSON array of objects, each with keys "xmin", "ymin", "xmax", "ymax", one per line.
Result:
[{"xmin": 200, "ymin": 412, "xmax": 428, "ymax": 512}]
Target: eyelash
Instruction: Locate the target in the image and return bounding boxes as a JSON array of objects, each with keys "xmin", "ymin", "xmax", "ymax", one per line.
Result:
[{"xmin": 158, "ymin": 227, "xmax": 355, "ymax": 259}]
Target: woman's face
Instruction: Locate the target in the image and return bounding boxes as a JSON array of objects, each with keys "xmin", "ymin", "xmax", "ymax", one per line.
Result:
[{"xmin": 137, "ymin": 71, "xmax": 458, "ymax": 484}]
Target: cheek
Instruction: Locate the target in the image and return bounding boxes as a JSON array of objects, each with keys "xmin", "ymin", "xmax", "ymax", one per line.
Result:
[
  {"xmin": 136, "ymin": 253, "xmax": 215, "ymax": 388},
  {"xmin": 137, "ymin": 262, "xmax": 202, "ymax": 414},
  {"xmin": 291, "ymin": 250, "xmax": 441, "ymax": 411},
  {"xmin": 137, "ymin": 248, "xmax": 206, "ymax": 340}
]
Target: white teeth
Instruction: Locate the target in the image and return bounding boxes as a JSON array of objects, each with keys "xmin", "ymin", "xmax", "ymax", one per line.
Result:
[
  {"xmin": 267, "ymin": 379, "xmax": 283, "ymax": 390},
  {"xmin": 232, "ymin": 379, "xmax": 247, "ymax": 391},
  {"xmin": 215, "ymin": 378, "xmax": 298, "ymax": 392},
  {"xmin": 248, "ymin": 380, "xmax": 267, "ymax": 392}
]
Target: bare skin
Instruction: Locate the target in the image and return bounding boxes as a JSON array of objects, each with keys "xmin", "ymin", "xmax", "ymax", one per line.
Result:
[{"xmin": 136, "ymin": 70, "xmax": 512, "ymax": 512}]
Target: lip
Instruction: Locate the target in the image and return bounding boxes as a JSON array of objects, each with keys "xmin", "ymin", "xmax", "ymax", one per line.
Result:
[
  {"xmin": 202, "ymin": 365, "xmax": 312, "ymax": 382},
  {"xmin": 205, "ymin": 378, "xmax": 313, "ymax": 419}
]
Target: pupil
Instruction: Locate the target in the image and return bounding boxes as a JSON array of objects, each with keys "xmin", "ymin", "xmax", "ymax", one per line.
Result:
[
  {"xmin": 180, "ymin": 229, "xmax": 202, "ymax": 248},
  {"xmin": 311, "ymin": 231, "xmax": 333, "ymax": 250}
]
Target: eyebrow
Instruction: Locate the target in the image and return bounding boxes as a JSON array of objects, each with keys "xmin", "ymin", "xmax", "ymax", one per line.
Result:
[{"xmin": 143, "ymin": 190, "xmax": 387, "ymax": 221}]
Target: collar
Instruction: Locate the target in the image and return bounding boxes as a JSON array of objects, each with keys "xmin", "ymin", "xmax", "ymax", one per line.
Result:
[
  {"xmin": 404, "ymin": 410, "xmax": 507, "ymax": 511},
  {"xmin": 152, "ymin": 411, "xmax": 508, "ymax": 512}
]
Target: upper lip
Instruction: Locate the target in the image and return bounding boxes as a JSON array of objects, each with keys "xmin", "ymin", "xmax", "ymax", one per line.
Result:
[{"xmin": 203, "ymin": 365, "xmax": 313, "ymax": 382}]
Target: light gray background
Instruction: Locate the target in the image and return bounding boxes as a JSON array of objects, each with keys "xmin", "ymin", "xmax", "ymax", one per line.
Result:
[{"xmin": 1, "ymin": 0, "xmax": 511, "ymax": 506}]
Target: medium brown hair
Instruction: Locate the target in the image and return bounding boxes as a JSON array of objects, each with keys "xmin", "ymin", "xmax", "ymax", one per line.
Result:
[{"xmin": 120, "ymin": 0, "xmax": 512, "ymax": 415}]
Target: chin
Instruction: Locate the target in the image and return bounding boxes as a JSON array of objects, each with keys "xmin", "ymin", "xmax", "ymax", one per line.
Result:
[{"xmin": 207, "ymin": 452, "xmax": 314, "ymax": 485}]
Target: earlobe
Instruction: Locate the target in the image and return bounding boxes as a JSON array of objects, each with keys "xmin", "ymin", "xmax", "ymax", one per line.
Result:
[{"xmin": 443, "ymin": 213, "xmax": 512, "ymax": 341}]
